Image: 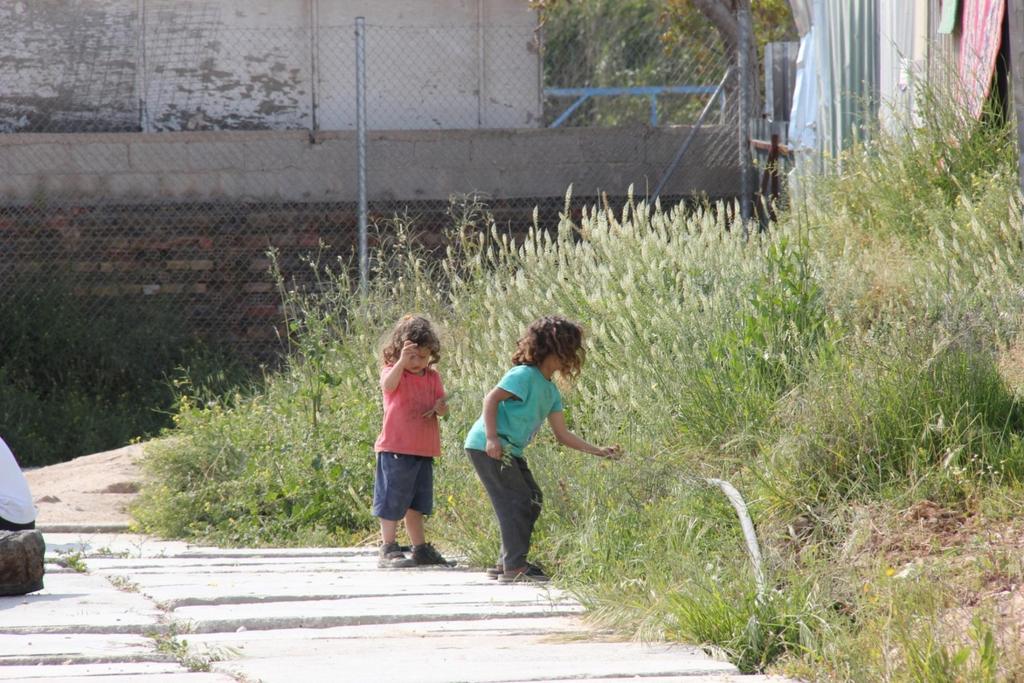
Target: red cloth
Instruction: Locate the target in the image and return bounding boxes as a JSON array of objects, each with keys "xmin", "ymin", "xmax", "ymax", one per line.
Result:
[
  {"xmin": 959, "ymin": 0, "xmax": 1006, "ymax": 120},
  {"xmin": 373, "ymin": 366, "xmax": 445, "ymax": 457}
]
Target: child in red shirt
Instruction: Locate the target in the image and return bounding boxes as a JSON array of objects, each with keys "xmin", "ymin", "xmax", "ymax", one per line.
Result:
[{"xmin": 372, "ymin": 315, "xmax": 451, "ymax": 568}]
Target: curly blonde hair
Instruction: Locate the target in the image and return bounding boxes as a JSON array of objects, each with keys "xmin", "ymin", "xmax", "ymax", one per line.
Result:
[
  {"xmin": 511, "ymin": 315, "xmax": 585, "ymax": 378},
  {"xmin": 380, "ymin": 315, "xmax": 441, "ymax": 366}
]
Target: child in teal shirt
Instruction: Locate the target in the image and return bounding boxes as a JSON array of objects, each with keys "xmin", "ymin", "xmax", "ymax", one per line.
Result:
[{"xmin": 465, "ymin": 315, "xmax": 622, "ymax": 584}]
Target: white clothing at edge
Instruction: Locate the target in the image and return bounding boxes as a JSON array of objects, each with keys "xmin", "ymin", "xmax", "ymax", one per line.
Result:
[{"xmin": 0, "ymin": 437, "xmax": 36, "ymax": 524}]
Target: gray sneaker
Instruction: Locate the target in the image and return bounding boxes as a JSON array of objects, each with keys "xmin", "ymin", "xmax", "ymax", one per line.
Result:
[
  {"xmin": 410, "ymin": 543, "xmax": 453, "ymax": 567},
  {"xmin": 378, "ymin": 541, "xmax": 414, "ymax": 568},
  {"xmin": 497, "ymin": 562, "xmax": 549, "ymax": 584}
]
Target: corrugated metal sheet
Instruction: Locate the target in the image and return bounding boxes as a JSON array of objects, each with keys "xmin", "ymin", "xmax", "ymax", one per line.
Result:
[
  {"xmin": 815, "ymin": 0, "xmax": 879, "ymax": 161},
  {"xmin": 879, "ymin": 0, "xmax": 917, "ymax": 130}
]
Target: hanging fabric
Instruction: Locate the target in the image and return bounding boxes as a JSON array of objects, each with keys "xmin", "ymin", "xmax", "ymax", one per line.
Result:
[{"xmin": 958, "ymin": 0, "xmax": 1006, "ymax": 119}]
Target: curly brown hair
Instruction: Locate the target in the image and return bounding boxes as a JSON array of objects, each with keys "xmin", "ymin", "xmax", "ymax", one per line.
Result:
[
  {"xmin": 511, "ymin": 315, "xmax": 585, "ymax": 378},
  {"xmin": 380, "ymin": 315, "xmax": 441, "ymax": 366}
]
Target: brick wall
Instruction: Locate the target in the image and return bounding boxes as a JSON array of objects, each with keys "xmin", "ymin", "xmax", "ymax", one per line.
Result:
[{"xmin": 0, "ymin": 197, "xmax": 624, "ymax": 357}]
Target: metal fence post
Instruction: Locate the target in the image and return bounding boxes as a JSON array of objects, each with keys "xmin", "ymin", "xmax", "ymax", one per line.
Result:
[
  {"xmin": 477, "ymin": 0, "xmax": 486, "ymax": 127},
  {"xmin": 136, "ymin": 0, "xmax": 148, "ymax": 132},
  {"xmin": 355, "ymin": 17, "xmax": 368, "ymax": 294},
  {"xmin": 737, "ymin": 2, "xmax": 753, "ymax": 234},
  {"xmin": 309, "ymin": 0, "xmax": 320, "ymax": 135}
]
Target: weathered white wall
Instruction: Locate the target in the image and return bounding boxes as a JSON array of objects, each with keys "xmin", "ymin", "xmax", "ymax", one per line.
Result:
[
  {"xmin": 0, "ymin": 0, "xmax": 540, "ymax": 133},
  {"xmin": 0, "ymin": 1, "xmax": 140, "ymax": 132}
]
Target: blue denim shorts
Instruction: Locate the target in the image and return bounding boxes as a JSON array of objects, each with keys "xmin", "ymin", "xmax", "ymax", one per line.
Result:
[{"xmin": 371, "ymin": 452, "xmax": 435, "ymax": 520}]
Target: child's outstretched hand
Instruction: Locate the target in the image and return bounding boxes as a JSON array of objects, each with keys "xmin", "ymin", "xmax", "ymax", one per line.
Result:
[{"xmin": 598, "ymin": 444, "xmax": 622, "ymax": 458}]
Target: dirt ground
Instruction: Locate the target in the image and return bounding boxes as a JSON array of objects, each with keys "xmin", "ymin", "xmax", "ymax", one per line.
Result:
[{"xmin": 24, "ymin": 444, "xmax": 144, "ymax": 527}]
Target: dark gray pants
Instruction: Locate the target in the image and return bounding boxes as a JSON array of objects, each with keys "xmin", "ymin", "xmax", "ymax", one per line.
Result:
[
  {"xmin": 0, "ymin": 516, "xmax": 34, "ymax": 532},
  {"xmin": 466, "ymin": 449, "xmax": 542, "ymax": 571}
]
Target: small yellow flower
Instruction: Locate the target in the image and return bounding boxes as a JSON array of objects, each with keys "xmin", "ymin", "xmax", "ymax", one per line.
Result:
[
  {"xmin": 447, "ymin": 495, "xmax": 455, "ymax": 506},
  {"xmin": 885, "ymin": 567, "xmax": 895, "ymax": 577}
]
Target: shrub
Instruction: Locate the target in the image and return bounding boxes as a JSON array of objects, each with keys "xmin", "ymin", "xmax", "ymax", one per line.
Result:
[{"xmin": 0, "ymin": 275, "xmax": 242, "ymax": 466}]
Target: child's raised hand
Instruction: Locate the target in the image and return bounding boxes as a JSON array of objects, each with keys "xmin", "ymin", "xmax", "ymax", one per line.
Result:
[
  {"xmin": 599, "ymin": 444, "xmax": 624, "ymax": 460},
  {"xmin": 398, "ymin": 339, "xmax": 418, "ymax": 367}
]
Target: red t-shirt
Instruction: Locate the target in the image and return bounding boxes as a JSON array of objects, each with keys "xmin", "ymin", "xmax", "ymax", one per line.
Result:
[{"xmin": 373, "ymin": 365, "xmax": 445, "ymax": 457}]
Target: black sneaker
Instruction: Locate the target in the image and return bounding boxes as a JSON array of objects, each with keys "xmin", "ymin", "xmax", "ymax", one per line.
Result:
[
  {"xmin": 410, "ymin": 542, "xmax": 453, "ymax": 566},
  {"xmin": 378, "ymin": 541, "xmax": 414, "ymax": 568},
  {"xmin": 497, "ymin": 562, "xmax": 549, "ymax": 584}
]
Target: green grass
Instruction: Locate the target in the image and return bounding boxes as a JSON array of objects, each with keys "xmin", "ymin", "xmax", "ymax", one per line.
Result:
[{"xmin": 135, "ymin": 82, "xmax": 1024, "ymax": 680}]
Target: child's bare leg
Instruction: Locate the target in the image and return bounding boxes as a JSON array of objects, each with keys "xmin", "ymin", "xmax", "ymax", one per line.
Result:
[
  {"xmin": 380, "ymin": 518, "xmax": 399, "ymax": 545},
  {"xmin": 404, "ymin": 509, "xmax": 426, "ymax": 546}
]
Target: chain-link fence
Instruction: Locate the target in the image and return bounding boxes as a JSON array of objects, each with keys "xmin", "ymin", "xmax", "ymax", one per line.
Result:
[{"xmin": 0, "ymin": 3, "xmax": 742, "ymax": 358}]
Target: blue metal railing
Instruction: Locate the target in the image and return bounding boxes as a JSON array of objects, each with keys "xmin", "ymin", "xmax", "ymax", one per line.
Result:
[{"xmin": 544, "ymin": 85, "xmax": 719, "ymax": 127}]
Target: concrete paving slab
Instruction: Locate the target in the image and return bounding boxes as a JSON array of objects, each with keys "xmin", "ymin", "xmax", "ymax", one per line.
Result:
[
  {"xmin": 38, "ymin": 523, "xmax": 132, "ymax": 534},
  {"xmin": 0, "ymin": 633, "xmax": 161, "ymax": 665},
  {"xmin": 171, "ymin": 592, "xmax": 584, "ymax": 633},
  {"xmin": 43, "ymin": 533, "xmax": 193, "ymax": 560},
  {"xmin": 208, "ymin": 638, "xmax": 739, "ymax": 683},
  {"xmin": 0, "ymin": 661, "xmax": 186, "ymax": 679},
  {"xmin": 3, "ymin": 676, "xmax": 236, "ymax": 683},
  {"xmin": 177, "ymin": 547, "xmax": 369, "ymax": 559},
  {"xmin": 97, "ymin": 569, "xmax": 571, "ymax": 609},
  {"xmin": 97, "ymin": 566, "xmax": 489, "ymax": 589},
  {"xmin": 0, "ymin": 572, "xmax": 162, "ymax": 635},
  {"xmin": 84, "ymin": 556, "xmax": 358, "ymax": 572},
  {"xmin": 154, "ymin": 581, "xmax": 571, "ymax": 610},
  {"xmin": 44, "ymin": 535, "xmax": 370, "ymax": 561},
  {"xmin": 181, "ymin": 617, "xmax": 596, "ymax": 646}
]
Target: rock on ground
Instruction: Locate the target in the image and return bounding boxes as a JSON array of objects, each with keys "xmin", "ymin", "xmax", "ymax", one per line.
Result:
[{"xmin": 0, "ymin": 530, "xmax": 45, "ymax": 596}]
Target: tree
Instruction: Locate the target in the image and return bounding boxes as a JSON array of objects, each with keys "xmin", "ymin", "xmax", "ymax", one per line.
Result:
[
  {"xmin": 534, "ymin": 0, "xmax": 796, "ymax": 114},
  {"xmin": 532, "ymin": 0, "xmax": 796, "ymax": 126},
  {"xmin": 663, "ymin": 0, "xmax": 797, "ymax": 111}
]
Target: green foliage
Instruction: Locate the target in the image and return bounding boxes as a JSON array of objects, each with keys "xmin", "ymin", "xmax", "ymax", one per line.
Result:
[
  {"xmin": 761, "ymin": 339, "xmax": 1024, "ymax": 516},
  {"xmin": 0, "ymin": 276, "xmax": 244, "ymax": 466},
  {"xmin": 53, "ymin": 550, "xmax": 87, "ymax": 573},
  {"xmin": 537, "ymin": 0, "xmax": 797, "ymax": 125},
  {"xmin": 900, "ymin": 616, "xmax": 999, "ymax": 683},
  {"xmin": 814, "ymin": 82, "xmax": 1016, "ymax": 246}
]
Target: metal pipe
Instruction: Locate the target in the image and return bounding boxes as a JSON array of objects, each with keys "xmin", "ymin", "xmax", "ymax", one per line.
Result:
[
  {"xmin": 477, "ymin": 0, "xmax": 485, "ymax": 127},
  {"xmin": 652, "ymin": 69, "xmax": 731, "ymax": 201},
  {"xmin": 737, "ymin": 2, "xmax": 753, "ymax": 234},
  {"xmin": 705, "ymin": 478, "xmax": 767, "ymax": 600},
  {"xmin": 136, "ymin": 0, "xmax": 147, "ymax": 132},
  {"xmin": 356, "ymin": 17, "xmax": 368, "ymax": 294}
]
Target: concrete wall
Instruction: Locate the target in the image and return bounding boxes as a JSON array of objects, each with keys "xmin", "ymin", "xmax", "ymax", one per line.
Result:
[
  {"xmin": 0, "ymin": 127, "xmax": 736, "ymax": 204},
  {"xmin": 0, "ymin": 0, "xmax": 539, "ymax": 133}
]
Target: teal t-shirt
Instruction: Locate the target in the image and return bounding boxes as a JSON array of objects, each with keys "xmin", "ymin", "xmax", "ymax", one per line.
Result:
[{"xmin": 464, "ymin": 364, "xmax": 563, "ymax": 458}]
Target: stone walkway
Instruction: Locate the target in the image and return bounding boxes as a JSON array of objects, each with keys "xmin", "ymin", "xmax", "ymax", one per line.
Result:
[{"xmin": 0, "ymin": 532, "xmax": 793, "ymax": 682}]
